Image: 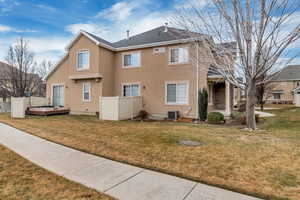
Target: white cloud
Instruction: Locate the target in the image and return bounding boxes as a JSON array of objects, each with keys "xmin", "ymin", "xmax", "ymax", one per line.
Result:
[
  {"xmin": 0, "ymin": 24, "xmax": 11, "ymax": 32},
  {"xmin": 65, "ymin": 11, "xmax": 169, "ymax": 42},
  {"xmin": 65, "ymin": 23, "xmax": 108, "ymax": 36},
  {"xmin": 66, "ymin": 6, "xmax": 171, "ymax": 42},
  {"xmin": 0, "ymin": 24, "xmax": 36, "ymax": 33},
  {"xmin": 0, "ymin": 0, "xmax": 20, "ymax": 13},
  {"xmin": 35, "ymin": 4, "xmax": 56, "ymax": 12},
  {"xmin": 174, "ymin": 0, "xmax": 211, "ymax": 10},
  {"xmin": 96, "ymin": 1, "xmax": 138, "ymax": 21},
  {"xmin": 0, "ymin": 36, "xmax": 70, "ymax": 64},
  {"xmin": 65, "ymin": 0, "xmax": 170, "ymax": 42},
  {"xmin": 26, "ymin": 37, "xmax": 69, "ymax": 53}
]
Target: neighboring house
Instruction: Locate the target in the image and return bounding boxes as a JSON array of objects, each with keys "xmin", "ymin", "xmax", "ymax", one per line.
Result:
[
  {"xmin": 0, "ymin": 61, "xmax": 46, "ymax": 99},
  {"xmin": 265, "ymin": 65, "xmax": 300, "ymax": 104},
  {"xmin": 45, "ymin": 25, "xmax": 235, "ymax": 118}
]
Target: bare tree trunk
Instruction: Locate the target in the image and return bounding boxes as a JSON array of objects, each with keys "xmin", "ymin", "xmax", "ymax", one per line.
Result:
[
  {"xmin": 246, "ymin": 81, "xmax": 257, "ymax": 129},
  {"xmin": 260, "ymin": 103, "xmax": 264, "ymax": 111}
]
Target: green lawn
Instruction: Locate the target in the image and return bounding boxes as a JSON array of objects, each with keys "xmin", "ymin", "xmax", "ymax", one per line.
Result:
[
  {"xmin": 0, "ymin": 106, "xmax": 299, "ymax": 200},
  {"xmin": 0, "ymin": 145, "xmax": 114, "ymax": 200}
]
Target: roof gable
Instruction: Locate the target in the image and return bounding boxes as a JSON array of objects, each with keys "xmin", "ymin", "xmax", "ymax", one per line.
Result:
[
  {"xmin": 273, "ymin": 65, "xmax": 300, "ymax": 81},
  {"xmin": 66, "ymin": 31, "xmax": 115, "ymax": 51}
]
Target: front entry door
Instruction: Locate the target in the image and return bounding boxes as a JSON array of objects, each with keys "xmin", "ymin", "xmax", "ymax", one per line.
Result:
[
  {"xmin": 53, "ymin": 85, "xmax": 64, "ymax": 107},
  {"xmin": 214, "ymin": 82, "xmax": 225, "ymax": 110}
]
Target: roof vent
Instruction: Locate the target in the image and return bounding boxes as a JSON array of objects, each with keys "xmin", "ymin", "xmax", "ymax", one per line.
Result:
[
  {"xmin": 164, "ymin": 23, "xmax": 168, "ymax": 32},
  {"xmin": 126, "ymin": 30, "xmax": 130, "ymax": 40}
]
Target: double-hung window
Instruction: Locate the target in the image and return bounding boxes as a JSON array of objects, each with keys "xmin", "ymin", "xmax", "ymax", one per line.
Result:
[
  {"xmin": 169, "ymin": 47, "xmax": 189, "ymax": 64},
  {"xmin": 77, "ymin": 50, "xmax": 89, "ymax": 70},
  {"xmin": 83, "ymin": 82, "xmax": 91, "ymax": 102},
  {"xmin": 273, "ymin": 93, "xmax": 281, "ymax": 100},
  {"xmin": 123, "ymin": 52, "xmax": 140, "ymax": 68},
  {"xmin": 166, "ymin": 82, "xmax": 188, "ymax": 104},
  {"xmin": 123, "ymin": 83, "xmax": 140, "ymax": 97}
]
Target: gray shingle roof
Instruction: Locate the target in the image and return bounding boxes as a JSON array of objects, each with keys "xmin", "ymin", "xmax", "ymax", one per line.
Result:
[
  {"xmin": 112, "ymin": 26, "xmax": 203, "ymax": 48},
  {"xmin": 273, "ymin": 65, "xmax": 300, "ymax": 81},
  {"xmin": 83, "ymin": 31, "xmax": 113, "ymax": 47},
  {"xmin": 83, "ymin": 26, "xmax": 204, "ymax": 49}
]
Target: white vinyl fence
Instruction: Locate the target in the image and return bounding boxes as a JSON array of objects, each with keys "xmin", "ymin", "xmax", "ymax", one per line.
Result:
[
  {"xmin": 100, "ymin": 96, "xmax": 143, "ymax": 120},
  {"xmin": 11, "ymin": 97, "xmax": 49, "ymax": 118},
  {"xmin": 0, "ymin": 102, "xmax": 11, "ymax": 113},
  {"xmin": 295, "ymin": 93, "xmax": 300, "ymax": 107}
]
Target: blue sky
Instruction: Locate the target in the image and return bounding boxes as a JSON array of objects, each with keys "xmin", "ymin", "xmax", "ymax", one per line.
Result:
[
  {"xmin": 0, "ymin": 0, "xmax": 300, "ymax": 65},
  {"xmin": 0, "ymin": 0, "xmax": 184, "ymax": 63}
]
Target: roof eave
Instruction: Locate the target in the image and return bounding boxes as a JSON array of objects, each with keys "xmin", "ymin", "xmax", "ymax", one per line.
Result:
[
  {"xmin": 114, "ymin": 37, "xmax": 203, "ymax": 51},
  {"xmin": 271, "ymin": 79, "xmax": 300, "ymax": 82},
  {"xmin": 44, "ymin": 53, "xmax": 68, "ymax": 81}
]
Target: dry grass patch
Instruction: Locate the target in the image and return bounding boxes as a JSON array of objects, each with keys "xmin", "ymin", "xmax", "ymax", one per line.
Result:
[
  {"xmin": 0, "ymin": 145, "xmax": 114, "ymax": 200},
  {"xmin": 0, "ymin": 108, "xmax": 300, "ymax": 200}
]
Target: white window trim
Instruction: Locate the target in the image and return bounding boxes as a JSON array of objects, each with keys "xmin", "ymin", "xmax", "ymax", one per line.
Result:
[
  {"xmin": 121, "ymin": 82, "xmax": 141, "ymax": 97},
  {"xmin": 122, "ymin": 51, "xmax": 141, "ymax": 68},
  {"xmin": 51, "ymin": 83, "xmax": 65, "ymax": 106},
  {"xmin": 168, "ymin": 46, "xmax": 189, "ymax": 65},
  {"xmin": 77, "ymin": 50, "xmax": 90, "ymax": 70},
  {"xmin": 165, "ymin": 81, "xmax": 189, "ymax": 105},
  {"xmin": 83, "ymin": 82, "xmax": 91, "ymax": 102}
]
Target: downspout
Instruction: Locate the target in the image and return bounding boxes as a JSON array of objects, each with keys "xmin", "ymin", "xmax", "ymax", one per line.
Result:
[{"xmin": 196, "ymin": 42, "xmax": 199, "ymax": 119}]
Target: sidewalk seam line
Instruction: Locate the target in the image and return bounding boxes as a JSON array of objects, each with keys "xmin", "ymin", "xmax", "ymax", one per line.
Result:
[
  {"xmin": 182, "ymin": 183, "xmax": 198, "ymax": 200},
  {"xmin": 104, "ymin": 169, "xmax": 144, "ymax": 192}
]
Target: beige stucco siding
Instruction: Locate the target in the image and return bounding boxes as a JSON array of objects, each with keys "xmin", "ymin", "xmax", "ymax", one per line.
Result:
[
  {"xmin": 69, "ymin": 35, "xmax": 100, "ymax": 75},
  {"xmin": 46, "ymin": 34, "xmax": 220, "ymax": 118},
  {"xmin": 67, "ymin": 80, "xmax": 102, "ymax": 115},
  {"xmin": 46, "ymin": 57, "xmax": 69, "ymax": 106},
  {"xmin": 47, "ymin": 35, "xmax": 103, "ymax": 115},
  {"xmin": 267, "ymin": 81, "xmax": 299, "ymax": 102},
  {"xmin": 113, "ymin": 44, "xmax": 210, "ymax": 118},
  {"xmin": 99, "ymin": 47, "xmax": 115, "ymax": 97}
]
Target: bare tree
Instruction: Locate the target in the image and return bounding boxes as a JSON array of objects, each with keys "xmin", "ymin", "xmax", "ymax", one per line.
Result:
[
  {"xmin": 37, "ymin": 60, "xmax": 53, "ymax": 79},
  {"xmin": 0, "ymin": 38, "xmax": 40, "ymax": 97},
  {"xmin": 256, "ymin": 79, "xmax": 276, "ymax": 111},
  {"xmin": 173, "ymin": 0, "xmax": 300, "ymax": 129}
]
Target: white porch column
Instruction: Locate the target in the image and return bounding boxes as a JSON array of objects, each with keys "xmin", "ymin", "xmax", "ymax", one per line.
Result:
[
  {"xmin": 208, "ymin": 83, "xmax": 214, "ymax": 105},
  {"xmin": 225, "ymin": 81, "xmax": 232, "ymax": 116}
]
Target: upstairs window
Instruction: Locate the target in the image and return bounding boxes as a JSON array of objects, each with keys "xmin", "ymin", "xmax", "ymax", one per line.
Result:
[
  {"xmin": 123, "ymin": 52, "xmax": 141, "ymax": 68},
  {"xmin": 77, "ymin": 50, "xmax": 89, "ymax": 70},
  {"xmin": 83, "ymin": 82, "xmax": 91, "ymax": 101},
  {"xmin": 169, "ymin": 47, "xmax": 188, "ymax": 64},
  {"xmin": 123, "ymin": 83, "xmax": 140, "ymax": 97}
]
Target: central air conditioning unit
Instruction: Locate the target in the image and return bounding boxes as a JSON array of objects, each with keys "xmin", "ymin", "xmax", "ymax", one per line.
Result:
[{"xmin": 168, "ymin": 111, "xmax": 180, "ymax": 120}]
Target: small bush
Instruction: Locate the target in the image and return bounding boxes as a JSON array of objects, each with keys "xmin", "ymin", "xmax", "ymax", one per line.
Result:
[
  {"xmin": 139, "ymin": 110, "xmax": 148, "ymax": 120},
  {"xmin": 231, "ymin": 111, "xmax": 244, "ymax": 119},
  {"xmin": 198, "ymin": 88, "xmax": 208, "ymax": 121},
  {"xmin": 207, "ymin": 112, "xmax": 225, "ymax": 124}
]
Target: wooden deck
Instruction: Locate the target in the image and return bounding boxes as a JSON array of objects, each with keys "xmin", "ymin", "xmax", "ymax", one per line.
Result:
[{"xmin": 26, "ymin": 107, "xmax": 70, "ymax": 116}]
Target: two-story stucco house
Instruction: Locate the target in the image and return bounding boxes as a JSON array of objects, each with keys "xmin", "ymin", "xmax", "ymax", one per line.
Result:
[
  {"xmin": 265, "ymin": 65, "xmax": 300, "ymax": 104},
  {"xmin": 45, "ymin": 25, "xmax": 234, "ymax": 119}
]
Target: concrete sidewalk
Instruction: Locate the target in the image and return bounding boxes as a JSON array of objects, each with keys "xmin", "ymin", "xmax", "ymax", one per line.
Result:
[
  {"xmin": 0, "ymin": 123, "xmax": 261, "ymax": 200},
  {"xmin": 255, "ymin": 110, "xmax": 275, "ymax": 117}
]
